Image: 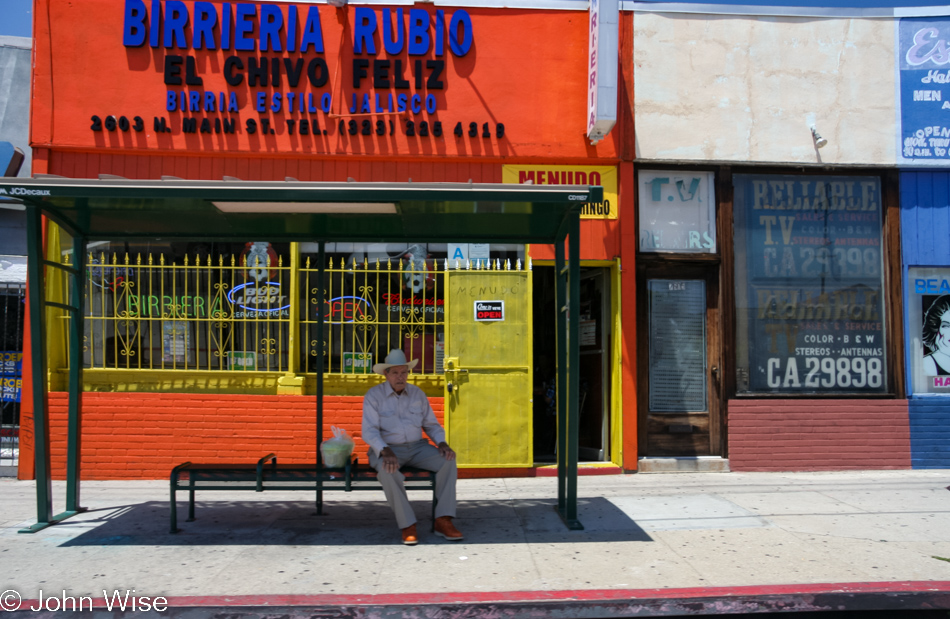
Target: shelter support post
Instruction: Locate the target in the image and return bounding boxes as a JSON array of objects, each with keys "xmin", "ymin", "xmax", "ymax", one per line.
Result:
[
  {"xmin": 315, "ymin": 241, "xmax": 325, "ymax": 514},
  {"xmin": 554, "ymin": 213, "xmax": 583, "ymax": 530},
  {"xmin": 63, "ymin": 233, "xmax": 87, "ymax": 516},
  {"xmin": 20, "ymin": 210, "xmax": 54, "ymax": 533}
]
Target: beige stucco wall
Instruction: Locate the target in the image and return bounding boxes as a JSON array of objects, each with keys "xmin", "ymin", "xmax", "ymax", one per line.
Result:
[{"xmin": 634, "ymin": 13, "xmax": 897, "ymax": 165}]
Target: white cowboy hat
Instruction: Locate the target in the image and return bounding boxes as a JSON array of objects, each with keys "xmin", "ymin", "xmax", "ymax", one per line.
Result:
[{"xmin": 373, "ymin": 349, "xmax": 419, "ymax": 375}]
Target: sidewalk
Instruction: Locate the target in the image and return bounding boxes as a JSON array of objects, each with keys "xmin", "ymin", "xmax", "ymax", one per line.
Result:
[{"xmin": 1, "ymin": 469, "xmax": 949, "ymax": 616}]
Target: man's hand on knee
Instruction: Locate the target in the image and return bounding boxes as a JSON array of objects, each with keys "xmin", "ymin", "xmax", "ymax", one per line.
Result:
[
  {"xmin": 437, "ymin": 442, "xmax": 456, "ymax": 461},
  {"xmin": 379, "ymin": 447, "xmax": 399, "ymax": 473}
]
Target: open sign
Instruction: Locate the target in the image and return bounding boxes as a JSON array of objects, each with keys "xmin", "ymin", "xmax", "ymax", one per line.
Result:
[
  {"xmin": 325, "ymin": 296, "xmax": 374, "ymax": 322},
  {"xmin": 474, "ymin": 300, "xmax": 504, "ymax": 322}
]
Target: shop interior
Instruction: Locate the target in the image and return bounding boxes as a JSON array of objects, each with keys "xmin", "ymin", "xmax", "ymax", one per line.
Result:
[{"xmin": 533, "ymin": 266, "xmax": 611, "ymax": 463}]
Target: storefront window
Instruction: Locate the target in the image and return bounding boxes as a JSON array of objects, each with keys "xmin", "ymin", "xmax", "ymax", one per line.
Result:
[
  {"xmin": 638, "ymin": 171, "xmax": 716, "ymax": 253},
  {"xmin": 906, "ymin": 267, "xmax": 950, "ymax": 395},
  {"xmin": 79, "ymin": 241, "xmax": 291, "ymax": 372},
  {"xmin": 297, "ymin": 242, "xmax": 523, "ymax": 375},
  {"xmin": 733, "ymin": 174, "xmax": 887, "ymax": 394},
  {"xmin": 300, "ymin": 243, "xmax": 447, "ymax": 375},
  {"xmin": 69, "ymin": 239, "xmax": 523, "ymax": 377}
]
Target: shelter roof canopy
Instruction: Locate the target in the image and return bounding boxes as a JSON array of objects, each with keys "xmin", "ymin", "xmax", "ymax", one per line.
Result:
[{"xmin": 0, "ymin": 178, "xmax": 601, "ymax": 242}]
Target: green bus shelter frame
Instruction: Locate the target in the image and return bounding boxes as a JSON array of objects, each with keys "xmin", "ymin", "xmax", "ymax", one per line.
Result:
[{"xmin": 1, "ymin": 177, "xmax": 601, "ymax": 533}]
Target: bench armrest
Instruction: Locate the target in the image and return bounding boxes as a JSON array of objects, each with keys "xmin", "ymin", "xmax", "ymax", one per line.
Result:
[
  {"xmin": 170, "ymin": 461, "xmax": 192, "ymax": 484},
  {"xmin": 256, "ymin": 453, "xmax": 278, "ymax": 491}
]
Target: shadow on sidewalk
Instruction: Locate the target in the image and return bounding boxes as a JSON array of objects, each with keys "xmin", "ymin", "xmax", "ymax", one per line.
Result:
[{"xmin": 55, "ymin": 497, "xmax": 653, "ymax": 546}]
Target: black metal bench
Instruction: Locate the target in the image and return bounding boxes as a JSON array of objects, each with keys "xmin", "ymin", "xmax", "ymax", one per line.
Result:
[{"xmin": 169, "ymin": 453, "xmax": 437, "ymax": 533}]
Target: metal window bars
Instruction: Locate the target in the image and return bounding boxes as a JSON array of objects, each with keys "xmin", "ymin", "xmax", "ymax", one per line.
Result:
[
  {"xmin": 72, "ymin": 251, "xmax": 291, "ymax": 372},
  {"xmin": 57, "ymin": 249, "xmax": 522, "ymax": 376},
  {"xmin": 300, "ymin": 254, "xmax": 446, "ymax": 375},
  {"xmin": 0, "ymin": 282, "xmax": 26, "ymax": 473}
]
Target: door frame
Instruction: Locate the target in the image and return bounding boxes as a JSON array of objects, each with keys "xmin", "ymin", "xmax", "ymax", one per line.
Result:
[
  {"xmin": 636, "ymin": 261, "xmax": 724, "ymax": 457},
  {"xmin": 531, "ymin": 259, "xmax": 623, "ymax": 467}
]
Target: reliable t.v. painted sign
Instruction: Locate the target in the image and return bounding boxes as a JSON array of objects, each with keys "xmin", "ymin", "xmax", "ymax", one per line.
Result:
[{"xmin": 32, "ymin": 0, "xmax": 615, "ymax": 160}]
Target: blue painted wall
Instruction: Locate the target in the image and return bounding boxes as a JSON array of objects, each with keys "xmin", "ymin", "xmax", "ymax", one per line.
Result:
[
  {"xmin": 907, "ymin": 400, "xmax": 950, "ymax": 468},
  {"xmin": 900, "ymin": 171, "xmax": 950, "ymax": 267},
  {"xmin": 901, "ymin": 170, "xmax": 950, "ymax": 468}
]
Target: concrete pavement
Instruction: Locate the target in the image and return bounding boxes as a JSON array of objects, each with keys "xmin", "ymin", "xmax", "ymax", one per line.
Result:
[{"xmin": 1, "ymin": 469, "xmax": 949, "ymax": 616}]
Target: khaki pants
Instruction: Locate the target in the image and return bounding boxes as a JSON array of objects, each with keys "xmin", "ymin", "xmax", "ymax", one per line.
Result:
[{"xmin": 368, "ymin": 439, "xmax": 457, "ymax": 529}]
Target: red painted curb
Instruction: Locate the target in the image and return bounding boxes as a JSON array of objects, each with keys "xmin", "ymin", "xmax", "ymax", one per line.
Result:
[
  {"xmin": 155, "ymin": 581, "xmax": 950, "ymax": 608},
  {"xmin": 17, "ymin": 581, "xmax": 950, "ymax": 618}
]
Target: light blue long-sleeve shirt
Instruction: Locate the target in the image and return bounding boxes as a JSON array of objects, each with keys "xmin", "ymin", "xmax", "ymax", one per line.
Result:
[{"xmin": 361, "ymin": 381, "xmax": 446, "ymax": 456}]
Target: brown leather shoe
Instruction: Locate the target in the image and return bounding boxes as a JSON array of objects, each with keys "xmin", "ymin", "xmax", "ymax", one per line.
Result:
[
  {"xmin": 401, "ymin": 524, "xmax": 418, "ymax": 545},
  {"xmin": 434, "ymin": 516, "xmax": 463, "ymax": 541}
]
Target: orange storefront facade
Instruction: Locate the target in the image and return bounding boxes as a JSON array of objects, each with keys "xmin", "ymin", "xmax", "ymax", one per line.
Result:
[{"xmin": 20, "ymin": 0, "xmax": 638, "ymax": 479}]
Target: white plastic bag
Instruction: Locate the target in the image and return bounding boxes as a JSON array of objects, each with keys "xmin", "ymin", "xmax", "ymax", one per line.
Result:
[{"xmin": 320, "ymin": 426, "xmax": 355, "ymax": 468}]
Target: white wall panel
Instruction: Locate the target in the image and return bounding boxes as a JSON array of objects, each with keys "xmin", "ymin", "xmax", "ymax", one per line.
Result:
[{"xmin": 634, "ymin": 14, "xmax": 897, "ymax": 165}]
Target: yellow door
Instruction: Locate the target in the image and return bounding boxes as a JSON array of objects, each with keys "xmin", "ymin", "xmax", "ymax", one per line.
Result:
[{"xmin": 444, "ymin": 264, "xmax": 532, "ymax": 467}]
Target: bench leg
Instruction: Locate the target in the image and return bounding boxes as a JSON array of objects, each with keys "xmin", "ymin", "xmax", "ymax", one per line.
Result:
[
  {"xmin": 431, "ymin": 485, "xmax": 437, "ymax": 532},
  {"xmin": 170, "ymin": 487, "xmax": 179, "ymax": 534},
  {"xmin": 187, "ymin": 487, "xmax": 196, "ymax": 522}
]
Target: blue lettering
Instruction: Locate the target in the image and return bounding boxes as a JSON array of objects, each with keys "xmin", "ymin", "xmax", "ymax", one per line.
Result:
[
  {"xmin": 221, "ymin": 3, "xmax": 232, "ymax": 49},
  {"xmin": 349, "ymin": 93, "xmax": 357, "ymax": 114},
  {"xmin": 271, "ymin": 93, "xmax": 282, "ymax": 112},
  {"xmin": 425, "ymin": 94, "xmax": 436, "ymax": 114},
  {"xmin": 204, "ymin": 91, "xmax": 216, "ymax": 111},
  {"xmin": 449, "ymin": 10, "xmax": 473, "ymax": 56},
  {"xmin": 354, "ymin": 7, "xmax": 377, "ymax": 54},
  {"xmin": 192, "ymin": 1, "xmax": 217, "ymax": 49},
  {"xmin": 123, "ymin": 0, "xmax": 147, "ymax": 47},
  {"xmin": 300, "ymin": 7, "xmax": 324, "ymax": 53},
  {"xmin": 411, "ymin": 94, "xmax": 421, "ymax": 114},
  {"xmin": 234, "ymin": 3, "xmax": 256, "ymax": 51},
  {"xmin": 166, "ymin": 91, "xmax": 177, "ymax": 111},
  {"xmin": 190, "ymin": 91, "xmax": 200, "ymax": 112},
  {"xmin": 361, "ymin": 93, "xmax": 371, "ymax": 113},
  {"xmin": 256, "ymin": 92, "xmax": 266, "ymax": 112},
  {"xmin": 228, "ymin": 92, "xmax": 239, "ymax": 112},
  {"xmin": 163, "ymin": 0, "xmax": 188, "ymax": 49},
  {"xmin": 321, "ymin": 93, "xmax": 332, "ymax": 113},
  {"xmin": 408, "ymin": 9, "xmax": 429, "ymax": 55},
  {"xmin": 149, "ymin": 0, "xmax": 162, "ymax": 48},
  {"xmin": 376, "ymin": 93, "xmax": 385, "ymax": 113},
  {"xmin": 286, "ymin": 6, "xmax": 298, "ymax": 52},
  {"xmin": 308, "ymin": 93, "xmax": 318, "ymax": 113},
  {"xmin": 383, "ymin": 8, "xmax": 404, "ymax": 55},
  {"xmin": 942, "ymin": 279, "xmax": 950, "ymax": 294},
  {"xmin": 397, "ymin": 94, "xmax": 407, "ymax": 112},
  {"xmin": 915, "ymin": 279, "xmax": 926, "ymax": 294},
  {"xmin": 260, "ymin": 4, "xmax": 283, "ymax": 52},
  {"xmin": 435, "ymin": 10, "xmax": 444, "ymax": 56}
]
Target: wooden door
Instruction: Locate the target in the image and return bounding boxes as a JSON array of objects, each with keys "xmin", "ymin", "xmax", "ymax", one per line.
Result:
[{"xmin": 637, "ymin": 264, "xmax": 723, "ymax": 456}]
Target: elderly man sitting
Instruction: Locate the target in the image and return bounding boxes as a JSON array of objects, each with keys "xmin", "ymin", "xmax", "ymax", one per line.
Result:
[{"xmin": 362, "ymin": 349, "xmax": 464, "ymax": 545}]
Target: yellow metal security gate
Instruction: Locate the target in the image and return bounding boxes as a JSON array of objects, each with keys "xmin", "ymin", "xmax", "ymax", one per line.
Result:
[{"xmin": 443, "ymin": 261, "xmax": 532, "ymax": 467}]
